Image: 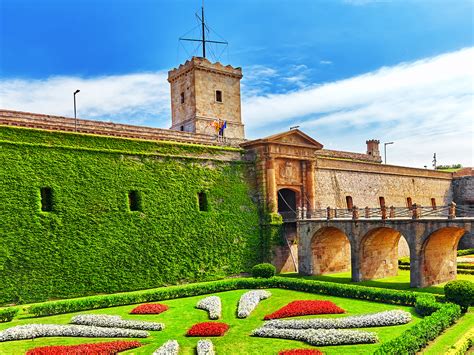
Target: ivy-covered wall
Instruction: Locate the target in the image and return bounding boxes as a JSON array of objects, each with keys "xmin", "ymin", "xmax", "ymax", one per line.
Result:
[{"xmin": 0, "ymin": 127, "xmax": 262, "ymax": 304}]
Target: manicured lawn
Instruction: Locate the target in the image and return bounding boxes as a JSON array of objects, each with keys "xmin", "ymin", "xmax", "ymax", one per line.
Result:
[
  {"xmin": 280, "ymin": 270, "xmax": 474, "ymax": 294},
  {"xmin": 422, "ymin": 309, "xmax": 474, "ymax": 354},
  {"xmin": 0, "ymin": 289, "xmax": 421, "ymax": 355}
]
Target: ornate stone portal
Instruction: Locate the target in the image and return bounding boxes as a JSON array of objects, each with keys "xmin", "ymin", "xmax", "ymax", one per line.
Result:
[
  {"xmin": 242, "ymin": 129, "xmax": 323, "ymax": 215},
  {"xmin": 242, "ymin": 130, "xmax": 323, "ymax": 272}
]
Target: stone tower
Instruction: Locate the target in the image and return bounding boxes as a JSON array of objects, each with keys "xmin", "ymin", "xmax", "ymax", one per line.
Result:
[
  {"xmin": 366, "ymin": 139, "xmax": 381, "ymax": 160},
  {"xmin": 167, "ymin": 57, "xmax": 245, "ymax": 140}
]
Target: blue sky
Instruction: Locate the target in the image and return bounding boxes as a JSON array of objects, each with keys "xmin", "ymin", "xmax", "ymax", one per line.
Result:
[{"xmin": 1, "ymin": 0, "xmax": 473, "ymax": 167}]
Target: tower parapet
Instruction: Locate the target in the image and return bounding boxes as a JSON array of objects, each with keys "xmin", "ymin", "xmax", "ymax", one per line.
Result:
[{"xmin": 167, "ymin": 57, "xmax": 245, "ymax": 140}]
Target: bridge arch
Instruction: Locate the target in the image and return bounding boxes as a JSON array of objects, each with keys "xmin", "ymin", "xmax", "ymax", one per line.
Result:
[
  {"xmin": 359, "ymin": 227, "xmax": 401, "ymax": 280},
  {"xmin": 420, "ymin": 227, "xmax": 467, "ymax": 287},
  {"xmin": 311, "ymin": 227, "xmax": 351, "ymax": 275}
]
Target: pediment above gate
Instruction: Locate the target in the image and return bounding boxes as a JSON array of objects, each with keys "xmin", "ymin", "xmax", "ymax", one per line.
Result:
[{"xmin": 241, "ymin": 129, "xmax": 323, "ymax": 159}]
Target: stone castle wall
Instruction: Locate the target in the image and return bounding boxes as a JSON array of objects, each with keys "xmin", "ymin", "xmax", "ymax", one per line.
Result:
[
  {"xmin": 314, "ymin": 158, "xmax": 453, "ymax": 209},
  {"xmin": 0, "ymin": 109, "xmax": 244, "ymax": 147}
]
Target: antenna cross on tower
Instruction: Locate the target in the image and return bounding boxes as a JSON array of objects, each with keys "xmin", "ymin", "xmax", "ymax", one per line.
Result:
[{"xmin": 179, "ymin": 1, "xmax": 228, "ymax": 58}]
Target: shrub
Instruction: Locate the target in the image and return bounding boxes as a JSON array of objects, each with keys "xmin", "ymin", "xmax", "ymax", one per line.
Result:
[
  {"xmin": 0, "ymin": 308, "xmax": 18, "ymax": 323},
  {"xmin": 153, "ymin": 340, "xmax": 179, "ymax": 355},
  {"xmin": 444, "ymin": 280, "xmax": 474, "ymax": 312},
  {"xmin": 446, "ymin": 329, "xmax": 474, "ymax": 355},
  {"xmin": 414, "ymin": 294, "xmax": 440, "ymax": 316},
  {"xmin": 264, "ymin": 300, "xmax": 345, "ymax": 320},
  {"xmin": 252, "ymin": 263, "xmax": 276, "ymax": 278},
  {"xmin": 70, "ymin": 314, "xmax": 164, "ymax": 330},
  {"xmin": 186, "ymin": 322, "xmax": 229, "ymax": 337},
  {"xmin": 197, "ymin": 339, "xmax": 215, "ymax": 355},
  {"xmin": 26, "ymin": 340, "xmax": 141, "ymax": 355},
  {"xmin": 130, "ymin": 303, "xmax": 169, "ymax": 315}
]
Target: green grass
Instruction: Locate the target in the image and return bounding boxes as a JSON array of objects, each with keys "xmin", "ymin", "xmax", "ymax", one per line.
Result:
[
  {"xmin": 279, "ymin": 270, "xmax": 474, "ymax": 295},
  {"xmin": 422, "ymin": 309, "xmax": 474, "ymax": 354},
  {"xmin": 0, "ymin": 289, "xmax": 421, "ymax": 355}
]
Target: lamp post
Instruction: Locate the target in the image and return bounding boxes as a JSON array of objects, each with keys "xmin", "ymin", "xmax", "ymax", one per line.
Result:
[
  {"xmin": 73, "ymin": 89, "xmax": 80, "ymax": 131},
  {"xmin": 384, "ymin": 141, "xmax": 394, "ymax": 164}
]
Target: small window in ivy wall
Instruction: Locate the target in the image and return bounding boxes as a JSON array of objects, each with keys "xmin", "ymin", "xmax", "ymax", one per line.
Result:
[
  {"xmin": 40, "ymin": 187, "xmax": 53, "ymax": 212},
  {"xmin": 198, "ymin": 192, "xmax": 208, "ymax": 212},
  {"xmin": 128, "ymin": 190, "xmax": 142, "ymax": 212}
]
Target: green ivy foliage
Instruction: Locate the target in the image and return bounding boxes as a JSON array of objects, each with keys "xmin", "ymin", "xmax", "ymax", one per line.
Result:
[{"xmin": 0, "ymin": 127, "xmax": 261, "ymax": 304}]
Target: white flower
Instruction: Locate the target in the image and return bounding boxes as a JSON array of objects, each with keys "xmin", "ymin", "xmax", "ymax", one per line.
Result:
[
  {"xmin": 237, "ymin": 290, "xmax": 271, "ymax": 318},
  {"xmin": 252, "ymin": 327, "xmax": 378, "ymax": 346},
  {"xmin": 197, "ymin": 296, "xmax": 222, "ymax": 320},
  {"xmin": 153, "ymin": 340, "xmax": 179, "ymax": 355},
  {"xmin": 0, "ymin": 324, "xmax": 148, "ymax": 342},
  {"xmin": 263, "ymin": 310, "xmax": 412, "ymax": 329},
  {"xmin": 197, "ymin": 339, "xmax": 215, "ymax": 355},
  {"xmin": 71, "ymin": 314, "xmax": 164, "ymax": 331}
]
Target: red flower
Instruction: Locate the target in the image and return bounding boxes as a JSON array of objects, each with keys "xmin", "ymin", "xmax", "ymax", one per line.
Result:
[
  {"xmin": 130, "ymin": 303, "xmax": 169, "ymax": 314},
  {"xmin": 26, "ymin": 340, "xmax": 141, "ymax": 355},
  {"xmin": 279, "ymin": 350, "xmax": 323, "ymax": 355},
  {"xmin": 186, "ymin": 322, "xmax": 229, "ymax": 336},
  {"xmin": 264, "ymin": 300, "xmax": 345, "ymax": 320}
]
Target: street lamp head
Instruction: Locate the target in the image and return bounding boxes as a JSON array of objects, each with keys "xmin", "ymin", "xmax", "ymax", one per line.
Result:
[
  {"xmin": 74, "ymin": 89, "xmax": 80, "ymax": 95},
  {"xmin": 385, "ymin": 141, "xmax": 394, "ymax": 145}
]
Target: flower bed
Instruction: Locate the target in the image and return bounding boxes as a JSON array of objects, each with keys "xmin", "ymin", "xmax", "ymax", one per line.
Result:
[
  {"xmin": 237, "ymin": 290, "xmax": 271, "ymax": 318},
  {"xmin": 197, "ymin": 296, "xmax": 222, "ymax": 320},
  {"xmin": 197, "ymin": 339, "xmax": 215, "ymax": 355},
  {"xmin": 264, "ymin": 310, "xmax": 411, "ymax": 329},
  {"xmin": 253, "ymin": 327, "xmax": 378, "ymax": 346},
  {"xmin": 264, "ymin": 300, "xmax": 345, "ymax": 320},
  {"xmin": 71, "ymin": 314, "xmax": 164, "ymax": 330},
  {"xmin": 26, "ymin": 340, "xmax": 141, "ymax": 355},
  {"xmin": 186, "ymin": 322, "xmax": 229, "ymax": 337},
  {"xmin": 153, "ymin": 340, "xmax": 179, "ymax": 355},
  {"xmin": 279, "ymin": 350, "xmax": 323, "ymax": 355},
  {"xmin": 0, "ymin": 324, "xmax": 148, "ymax": 342},
  {"xmin": 130, "ymin": 303, "xmax": 169, "ymax": 315}
]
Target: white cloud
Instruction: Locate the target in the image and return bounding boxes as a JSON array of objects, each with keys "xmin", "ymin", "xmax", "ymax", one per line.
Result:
[
  {"xmin": 242, "ymin": 47, "xmax": 474, "ymax": 168},
  {"xmin": 0, "ymin": 72, "xmax": 170, "ymax": 127},
  {"xmin": 0, "ymin": 48, "xmax": 472, "ymax": 168}
]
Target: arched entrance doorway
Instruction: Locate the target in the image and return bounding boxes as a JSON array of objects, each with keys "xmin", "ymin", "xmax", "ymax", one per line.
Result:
[{"xmin": 277, "ymin": 188, "xmax": 297, "ymax": 219}]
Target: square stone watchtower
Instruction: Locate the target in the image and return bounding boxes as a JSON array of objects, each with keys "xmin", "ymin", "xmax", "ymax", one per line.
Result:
[{"xmin": 167, "ymin": 57, "xmax": 245, "ymax": 140}]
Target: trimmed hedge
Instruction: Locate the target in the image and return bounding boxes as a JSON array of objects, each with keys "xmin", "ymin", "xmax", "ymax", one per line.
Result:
[
  {"xmin": 446, "ymin": 329, "xmax": 474, "ymax": 355},
  {"xmin": 457, "ymin": 248, "xmax": 474, "ymax": 256},
  {"xmin": 251, "ymin": 263, "xmax": 276, "ymax": 278},
  {"xmin": 0, "ymin": 127, "xmax": 261, "ymax": 304},
  {"xmin": 0, "ymin": 308, "xmax": 18, "ymax": 323},
  {"xmin": 444, "ymin": 280, "xmax": 474, "ymax": 312},
  {"xmin": 27, "ymin": 277, "xmax": 421, "ymax": 317}
]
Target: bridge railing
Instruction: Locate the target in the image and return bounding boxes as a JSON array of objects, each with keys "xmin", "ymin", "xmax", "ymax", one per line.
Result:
[{"xmin": 284, "ymin": 202, "xmax": 474, "ymax": 221}]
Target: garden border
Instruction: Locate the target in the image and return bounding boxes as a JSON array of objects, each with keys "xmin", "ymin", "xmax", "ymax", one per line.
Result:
[{"xmin": 2, "ymin": 277, "xmax": 462, "ymax": 354}]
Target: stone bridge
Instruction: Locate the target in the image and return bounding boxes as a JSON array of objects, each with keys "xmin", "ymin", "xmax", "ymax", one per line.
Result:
[{"xmin": 297, "ymin": 209, "xmax": 473, "ymax": 287}]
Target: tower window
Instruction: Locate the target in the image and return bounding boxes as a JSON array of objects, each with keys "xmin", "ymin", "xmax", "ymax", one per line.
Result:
[
  {"xmin": 180, "ymin": 125, "xmax": 184, "ymax": 131},
  {"xmin": 198, "ymin": 192, "xmax": 208, "ymax": 212},
  {"xmin": 379, "ymin": 196, "xmax": 386, "ymax": 208},
  {"xmin": 431, "ymin": 198, "xmax": 437, "ymax": 209},
  {"xmin": 128, "ymin": 190, "xmax": 142, "ymax": 212},
  {"xmin": 407, "ymin": 197, "xmax": 413, "ymax": 209},
  {"xmin": 346, "ymin": 196, "xmax": 353, "ymax": 210},
  {"xmin": 215, "ymin": 90, "xmax": 222, "ymax": 102},
  {"xmin": 40, "ymin": 187, "xmax": 53, "ymax": 212},
  {"xmin": 180, "ymin": 92, "xmax": 185, "ymax": 104}
]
